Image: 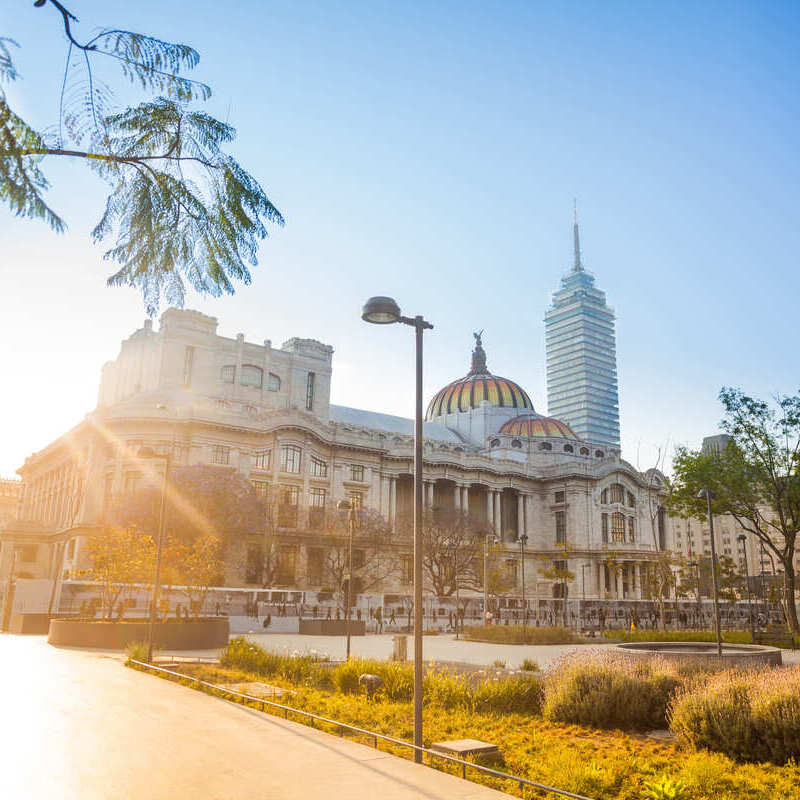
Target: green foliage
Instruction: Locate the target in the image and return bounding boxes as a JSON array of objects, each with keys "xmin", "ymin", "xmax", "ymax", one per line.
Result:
[
  {"xmin": 642, "ymin": 775, "xmax": 687, "ymax": 800},
  {"xmin": 668, "ymin": 667, "xmax": 800, "ymax": 764},
  {"xmin": 1, "ymin": 5, "xmax": 283, "ymax": 313},
  {"xmin": 543, "ymin": 653, "xmax": 683, "ymax": 730},
  {"xmin": 220, "ymin": 637, "xmax": 331, "ymax": 688},
  {"xmin": 520, "ymin": 658, "xmax": 539, "ymax": 671},
  {"xmin": 125, "ymin": 640, "xmax": 159, "ymax": 663},
  {"xmin": 463, "ymin": 624, "xmax": 578, "ymax": 644}
]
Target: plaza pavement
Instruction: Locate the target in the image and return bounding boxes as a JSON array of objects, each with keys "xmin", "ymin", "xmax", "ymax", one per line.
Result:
[{"xmin": 1, "ymin": 635, "xmax": 515, "ymax": 799}]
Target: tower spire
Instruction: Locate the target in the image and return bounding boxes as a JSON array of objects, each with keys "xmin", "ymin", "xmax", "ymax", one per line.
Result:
[{"xmin": 572, "ymin": 199, "xmax": 583, "ymax": 272}]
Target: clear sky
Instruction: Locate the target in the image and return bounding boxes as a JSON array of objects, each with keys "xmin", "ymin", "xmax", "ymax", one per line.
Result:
[{"xmin": 2, "ymin": 0, "xmax": 799, "ymax": 477}]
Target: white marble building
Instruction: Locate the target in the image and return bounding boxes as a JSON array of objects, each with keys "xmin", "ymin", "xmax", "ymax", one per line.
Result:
[{"xmin": 2, "ymin": 309, "xmax": 673, "ymax": 612}]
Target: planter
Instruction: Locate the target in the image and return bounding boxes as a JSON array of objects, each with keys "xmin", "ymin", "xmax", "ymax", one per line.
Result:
[
  {"xmin": 47, "ymin": 617, "xmax": 229, "ymax": 650},
  {"xmin": 9, "ymin": 613, "xmax": 59, "ymax": 635}
]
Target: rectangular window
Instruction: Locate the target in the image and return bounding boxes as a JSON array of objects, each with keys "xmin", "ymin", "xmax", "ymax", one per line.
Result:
[
  {"xmin": 601, "ymin": 513, "xmax": 608, "ymax": 543},
  {"xmin": 306, "ymin": 372, "xmax": 315, "ymax": 411},
  {"xmin": 251, "ymin": 480, "xmax": 269, "ymax": 498},
  {"xmin": 554, "ymin": 559, "xmax": 567, "ymax": 573},
  {"xmin": 555, "ymin": 510, "xmax": 566, "ymax": 544},
  {"xmin": 212, "ymin": 446, "xmax": 231, "ymax": 465},
  {"xmin": 254, "ymin": 450, "xmax": 271, "ymax": 470},
  {"xmin": 348, "ymin": 491, "xmax": 364, "ymax": 510},
  {"xmin": 310, "ymin": 456, "xmax": 328, "ymax": 477},
  {"xmin": 307, "ymin": 547, "xmax": 324, "ymax": 584},
  {"xmin": 610, "ymin": 484, "xmax": 625, "ymax": 504},
  {"xmin": 611, "ymin": 513, "xmax": 626, "ymax": 542},
  {"xmin": 627, "ymin": 516, "xmax": 635, "ymax": 543},
  {"xmin": 278, "ymin": 485, "xmax": 299, "ymax": 528},
  {"xmin": 506, "ymin": 559, "xmax": 519, "ymax": 584},
  {"xmin": 350, "ymin": 464, "xmax": 364, "ymax": 482},
  {"xmin": 267, "ymin": 373, "xmax": 281, "ymax": 392},
  {"xmin": 401, "ymin": 555, "xmax": 413, "ymax": 584},
  {"xmin": 309, "ymin": 487, "xmax": 327, "ymax": 508},
  {"xmin": 221, "ymin": 365, "xmax": 235, "ymax": 384},
  {"xmin": 240, "ymin": 365, "xmax": 263, "ymax": 388},
  {"xmin": 281, "ymin": 445, "xmax": 302, "ymax": 473},
  {"xmin": 554, "ymin": 490, "xmax": 565, "ymax": 504},
  {"xmin": 277, "ymin": 545, "xmax": 297, "ymax": 585},
  {"xmin": 183, "ymin": 346, "xmax": 195, "ymax": 387}
]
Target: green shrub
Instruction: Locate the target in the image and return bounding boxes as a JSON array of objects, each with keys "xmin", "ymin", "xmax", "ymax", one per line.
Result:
[
  {"xmin": 520, "ymin": 658, "xmax": 538, "ymax": 672},
  {"xmin": 463, "ymin": 624, "xmax": 578, "ymax": 644},
  {"xmin": 543, "ymin": 653, "xmax": 682, "ymax": 730},
  {"xmin": 472, "ymin": 674, "xmax": 544, "ymax": 714},
  {"xmin": 668, "ymin": 667, "xmax": 800, "ymax": 764},
  {"xmin": 330, "ymin": 658, "xmax": 415, "ymax": 700},
  {"xmin": 220, "ymin": 637, "xmax": 331, "ymax": 688},
  {"xmin": 125, "ymin": 640, "xmax": 158, "ymax": 663},
  {"xmin": 642, "ymin": 775, "xmax": 687, "ymax": 800}
]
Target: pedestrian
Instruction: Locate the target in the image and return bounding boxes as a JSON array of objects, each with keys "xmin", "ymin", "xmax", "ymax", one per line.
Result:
[
  {"xmin": 356, "ymin": 608, "xmax": 362, "ymax": 621},
  {"xmin": 389, "ymin": 609, "xmax": 396, "ymax": 627},
  {"xmin": 326, "ymin": 607, "xmax": 332, "ymax": 620},
  {"xmin": 375, "ymin": 607, "xmax": 383, "ymax": 633}
]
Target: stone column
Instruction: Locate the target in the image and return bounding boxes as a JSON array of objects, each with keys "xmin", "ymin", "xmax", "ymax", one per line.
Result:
[
  {"xmin": 487, "ymin": 490, "xmax": 494, "ymax": 526},
  {"xmin": 634, "ymin": 563, "xmax": 642, "ymax": 600},
  {"xmin": 599, "ymin": 562, "xmax": 606, "ymax": 597},
  {"xmin": 426, "ymin": 481, "xmax": 434, "ymax": 508},
  {"xmin": 389, "ymin": 476, "xmax": 396, "ymax": 528},
  {"xmin": 454, "ymin": 484, "xmax": 461, "ymax": 512},
  {"xmin": 461, "ymin": 486, "xmax": 469, "ymax": 514},
  {"xmin": 493, "ymin": 491, "xmax": 502, "ymax": 538}
]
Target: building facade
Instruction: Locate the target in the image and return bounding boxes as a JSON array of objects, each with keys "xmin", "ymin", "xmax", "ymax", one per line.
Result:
[
  {"xmin": 2, "ymin": 308, "xmax": 672, "ymax": 616},
  {"xmin": 545, "ymin": 212, "xmax": 620, "ymax": 447}
]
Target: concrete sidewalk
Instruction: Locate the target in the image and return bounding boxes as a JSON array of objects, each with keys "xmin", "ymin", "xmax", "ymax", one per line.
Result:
[{"xmin": 1, "ymin": 636, "xmax": 514, "ymax": 799}]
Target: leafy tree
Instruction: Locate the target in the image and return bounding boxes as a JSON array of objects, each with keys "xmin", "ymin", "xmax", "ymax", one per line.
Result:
[
  {"xmin": 80, "ymin": 526, "xmax": 155, "ymax": 620},
  {"xmin": 1, "ymin": 2, "xmax": 282, "ymax": 314},
  {"xmin": 480, "ymin": 540, "xmax": 516, "ymax": 610},
  {"xmin": 669, "ymin": 387, "xmax": 800, "ymax": 632},
  {"xmin": 170, "ymin": 534, "xmax": 224, "ymax": 616},
  {"xmin": 537, "ymin": 543, "xmax": 575, "ymax": 627}
]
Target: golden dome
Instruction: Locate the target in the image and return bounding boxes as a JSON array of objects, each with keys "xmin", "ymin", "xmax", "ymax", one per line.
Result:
[{"xmin": 499, "ymin": 414, "xmax": 577, "ymax": 439}]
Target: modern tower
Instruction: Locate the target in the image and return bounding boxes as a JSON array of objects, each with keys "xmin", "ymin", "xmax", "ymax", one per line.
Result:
[{"xmin": 544, "ymin": 208, "xmax": 620, "ymax": 447}]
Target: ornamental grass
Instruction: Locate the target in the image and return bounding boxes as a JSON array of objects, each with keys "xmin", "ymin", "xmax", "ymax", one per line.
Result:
[{"xmin": 668, "ymin": 666, "xmax": 800, "ymax": 764}]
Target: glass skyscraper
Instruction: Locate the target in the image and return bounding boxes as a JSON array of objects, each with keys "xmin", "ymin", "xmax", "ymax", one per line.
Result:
[{"xmin": 545, "ymin": 212, "xmax": 620, "ymax": 447}]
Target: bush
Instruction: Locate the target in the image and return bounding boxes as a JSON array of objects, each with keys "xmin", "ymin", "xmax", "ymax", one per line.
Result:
[
  {"xmin": 220, "ymin": 637, "xmax": 331, "ymax": 687},
  {"xmin": 463, "ymin": 624, "xmax": 578, "ymax": 644},
  {"xmin": 668, "ymin": 667, "xmax": 800, "ymax": 764},
  {"xmin": 520, "ymin": 658, "xmax": 539, "ymax": 672},
  {"xmin": 543, "ymin": 653, "xmax": 682, "ymax": 730},
  {"xmin": 125, "ymin": 640, "xmax": 158, "ymax": 663},
  {"xmin": 472, "ymin": 674, "xmax": 544, "ymax": 714},
  {"xmin": 331, "ymin": 658, "xmax": 414, "ymax": 701}
]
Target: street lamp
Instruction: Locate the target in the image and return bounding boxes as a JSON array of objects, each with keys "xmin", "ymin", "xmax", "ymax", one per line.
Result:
[
  {"xmin": 362, "ymin": 296, "xmax": 433, "ymax": 763},
  {"xmin": 138, "ymin": 445, "xmax": 171, "ymax": 664},
  {"xmin": 483, "ymin": 532, "xmax": 499, "ymax": 627},
  {"xmin": 517, "ymin": 532, "xmax": 528, "ymax": 642},
  {"xmin": 336, "ymin": 498, "xmax": 357, "ymax": 660},
  {"xmin": 446, "ymin": 537, "xmax": 461, "ymax": 639},
  {"xmin": 737, "ymin": 533, "xmax": 754, "ymax": 639},
  {"xmin": 697, "ymin": 488, "xmax": 722, "ymax": 656}
]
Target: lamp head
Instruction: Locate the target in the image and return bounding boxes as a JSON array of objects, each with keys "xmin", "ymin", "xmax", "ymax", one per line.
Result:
[
  {"xmin": 362, "ymin": 296, "xmax": 401, "ymax": 324},
  {"xmin": 517, "ymin": 533, "xmax": 528, "ymax": 545},
  {"xmin": 737, "ymin": 533, "xmax": 746, "ymax": 543},
  {"xmin": 697, "ymin": 488, "xmax": 716, "ymax": 500}
]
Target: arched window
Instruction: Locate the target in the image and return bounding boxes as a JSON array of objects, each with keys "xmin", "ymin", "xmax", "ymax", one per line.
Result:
[
  {"xmin": 595, "ymin": 450, "xmax": 604, "ymax": 458},
  {"xmin": 626, "ymin": 491, "xmax": 636, "ymax": 508},
  {"xmin": 490, "ymin": 438, "xmax": 500, "ymax": 447},
  {"xmin": 579, "ymin": 447, "xmax": 589, "ymax": 455},
  {"xmin": 539, "ymin": 442, "xmax": 552, "ymax": 451},
  {"xmin": 610, "ymin": 483, "xmax": 625, "ymax": 504},
  {"xmin": 267, "ymin": 373, "xmax": 281, "ymax": 391},
  {"xmin": 601, "ymin": 488, "xmax": 609, "ymax": 504},
  {"xmin": 240, "ymin": 365, "xmax": 263, "ymax": 388},
  {"xmin": 221, "ymin": 365, "xmax": 235, "ymax": 383},
  {"xmin": 627, "ymin": 517, "xmax": 635, "ymax": 542},
  {"xmin": 563, "ymin": 444, "xmax": 574, "ymax": 453},
  {"xmin": 512, "ymin": 439, "xmax": 522, "ymax": 449}
]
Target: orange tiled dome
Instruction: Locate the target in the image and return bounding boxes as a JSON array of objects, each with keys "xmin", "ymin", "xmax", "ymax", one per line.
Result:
[{"xmin": 499, "ymin": 414, "xmax": 577, "ymax": 439}]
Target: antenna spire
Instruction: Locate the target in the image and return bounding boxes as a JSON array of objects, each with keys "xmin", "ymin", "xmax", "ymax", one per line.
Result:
[{"xmin": 572, "ymin": 199, "xmax": 583, "ymax": 271}]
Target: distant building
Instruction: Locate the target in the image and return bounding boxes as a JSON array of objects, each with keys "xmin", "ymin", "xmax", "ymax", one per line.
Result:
[
  {"xmin": 545, "ymin": 209, "xmax": 620, "ymax": 447},
  {"xmin": 0, "ymin": 478, "xmax": 20, "ymax": 530}
]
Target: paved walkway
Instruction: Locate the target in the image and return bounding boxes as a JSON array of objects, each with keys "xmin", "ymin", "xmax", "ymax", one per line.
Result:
[{"xmin": 1, "ymin": 636, "xmax": 513, "ymax": 799}]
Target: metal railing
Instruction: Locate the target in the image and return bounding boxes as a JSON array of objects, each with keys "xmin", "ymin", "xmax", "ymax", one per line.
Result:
[{"xmin": 130, "ymin": 660, "xmax": 594, "ymax": 800}]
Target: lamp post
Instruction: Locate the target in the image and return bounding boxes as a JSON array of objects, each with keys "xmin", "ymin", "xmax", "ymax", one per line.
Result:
[
  {"xmin": 336, "ymin": 498, "xmax": 357, "ymax": 660},
  {"xmin": 138, "ymin": 445, "xmax": 171, "ymax": 664},
  {"xmin": 581, "ymin": 563, "xmax": 590, "ymax": 630},
  {"xmin": 517, "ymin": 532, "xmax": 528, "ymax": 641},
  {"xmin": 483, "ymin": 532, "xmax": 498, "ymax": 626},
  {"xmin": 697, "ymin": 489, "xmax": 722, "ymax": 657},
  {"xmin": 362, "ymin": 296, "xmax": 432, "ymax": 764},
  {"xmin": 737, "ymin": 533, "xmax": 754, "ymax": 639}
]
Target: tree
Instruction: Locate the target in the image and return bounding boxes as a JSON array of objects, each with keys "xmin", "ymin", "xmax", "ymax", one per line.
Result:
[
  {"xmin": 410, "ymin": 509, "xmax": 487, "ymax": 598},
  {"xmin": 1, "ymin": 2, "xmax": 282, "ymax": 314},
  {"xmin": 80, "ymin": 526, "xmax": 155, "ymax": 620},
  {"xmin": 669, "ymin": 387, "xmax": 800, "ymax": 632},
  {"xmin": 643, "ymin": 450, "xmax": 673, "ymax": 630},
  {"xmin": 480, "ymin": 540, "xmax": 516, "ymax": 610},
  {"xmin": 170, "ymin": 534, "xmax": 224, "ymax": 616},
  {"xmin": 537, "ymin": 543, "xmax": 575, "ymax": 627},
  {"xmin": 319, "ymin": 507, "xmax": 394, "ymax": 612}
]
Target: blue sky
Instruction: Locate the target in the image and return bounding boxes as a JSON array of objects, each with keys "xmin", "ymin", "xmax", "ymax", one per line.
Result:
[{"xmin": 2, "ymin": 0, "xmax": 799, "ymax": 476}]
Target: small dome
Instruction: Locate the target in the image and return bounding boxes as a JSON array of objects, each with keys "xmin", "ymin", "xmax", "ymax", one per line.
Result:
[
  {"xmin": 499, "ymin": 414, "xmax": 577, "ymax": 439},
  {"xmin": 425, "ymin": 332, "xmax": 533, "ymax": 420}
]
